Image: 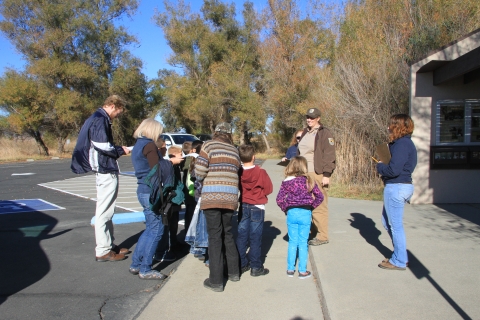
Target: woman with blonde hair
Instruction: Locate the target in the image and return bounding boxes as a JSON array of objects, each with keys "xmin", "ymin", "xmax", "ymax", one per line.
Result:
[
  {"xmin": 276, "ymin": 156, "xmax": 323, "ymax": 279},
  {"xmin": 129, "ymin": 118, "xmax": 182, "ymax": 280},
  {"xmin": 376, "ymin": 114, "xmax": 417, "ymax": 271}
]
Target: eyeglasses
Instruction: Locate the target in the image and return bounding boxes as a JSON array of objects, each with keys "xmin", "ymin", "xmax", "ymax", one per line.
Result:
[{"xmin": 296, "ymin": 136, "xmax": 302, "ymax": 140}]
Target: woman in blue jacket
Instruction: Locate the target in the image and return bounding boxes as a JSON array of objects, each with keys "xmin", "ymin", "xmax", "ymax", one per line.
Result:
[
  {"xmin": 376, "ymin": 114, "xmax": 417, "ymax": 271},
  {"xmin": 282, "ymin": 130, "xmax": 304, "ymax": 162}
]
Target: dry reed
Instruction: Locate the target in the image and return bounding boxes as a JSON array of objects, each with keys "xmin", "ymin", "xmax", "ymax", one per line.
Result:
[{"xmin": 0, "ymin": 137, "xmax": 76, "ymax": 162}]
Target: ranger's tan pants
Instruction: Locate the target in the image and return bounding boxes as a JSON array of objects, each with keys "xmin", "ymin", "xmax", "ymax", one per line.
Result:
[{"xmin": 308, "ymin": 172, "xmax": 329, "ymax": 241}]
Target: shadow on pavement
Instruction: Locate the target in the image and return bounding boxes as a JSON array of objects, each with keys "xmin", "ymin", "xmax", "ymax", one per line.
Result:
[
  {"xmin": 434, "ymin": 204, "xmax": 480, "ymax": 227},
  {"xmin": 408, "ymin": 250, "xmax": 473, "ymax": 320},
  {"xmin": 117, "ymin": 230, "xmax": 143, "ymax": 252},
  {"xmin": 348, "ymin": 212, "xmax": 392, "ymax": 259},
  {"xmin": 261, "ymin": 220, "xmax": 281, "ymax": 265},
  {"xmin": 0, "ymin": 211, "xmax": 70, "ymax": 306},
  {"xmin": 348, "ymin": 212, "xmax": 473, "ymax": 319}
]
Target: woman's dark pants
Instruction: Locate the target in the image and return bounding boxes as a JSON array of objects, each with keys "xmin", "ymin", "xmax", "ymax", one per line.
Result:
[{"xmin": 204, "ymin": 208, "xmax": 239, "ymax": 285}]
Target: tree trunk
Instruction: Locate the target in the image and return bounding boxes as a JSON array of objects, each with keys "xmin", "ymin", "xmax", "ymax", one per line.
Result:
[
  {"xmin": 261, "ymin": 133, "xmax": 271, "ymax": 153},
  {"xmin": 57, "ymin": 134, "xmax": 67, "ymax": 154},
  {"xmin": 27, "ymin": 128, "xmax": 49, "ymax": 156},
  {"xmin": 239, "ymin": 121, "xmax": 250, "ymax": 145}
]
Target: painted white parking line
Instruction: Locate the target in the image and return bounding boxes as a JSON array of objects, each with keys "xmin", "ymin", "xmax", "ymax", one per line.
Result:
[
  {"xmin": 39, "ymin": 175, "xmax": 141, "ymax": 212},
  {"xmin": 12, "ymin": 173, "xmax": 36, "ymax": 176},
  {"xmin": 39, "ymin": 175, "xmax": 186, "ymax": 225}
]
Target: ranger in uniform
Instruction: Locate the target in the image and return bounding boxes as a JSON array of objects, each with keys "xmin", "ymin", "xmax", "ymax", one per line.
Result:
[{"xmin": 298, "ymin": 107, "xmax": 336, "ymax": 246}]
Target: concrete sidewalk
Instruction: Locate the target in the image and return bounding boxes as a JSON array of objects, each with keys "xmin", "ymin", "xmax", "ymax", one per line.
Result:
[
  {"xmin": 312, "ymin": 198, "xmax": 480, "ymax": 320},
  {"xmin": 136, "ymin": 159, "xmax": 479, "ymax": 320},
  {"xmin": 137, "ymin": 159, "xmax": 324, "ymax": 320}
]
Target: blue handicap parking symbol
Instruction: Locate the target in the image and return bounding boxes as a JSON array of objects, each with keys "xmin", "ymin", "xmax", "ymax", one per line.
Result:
[{"xmin": 0, "ymin": 199, "xmax": 64, "ymax": 215}]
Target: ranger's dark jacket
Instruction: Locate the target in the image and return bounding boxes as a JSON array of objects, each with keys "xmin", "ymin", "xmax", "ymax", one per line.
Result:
[
  {"xmin": 71, "ymin": 108, "xmax": 124, "ymax": 174},
  {"xmin": 298, "ymin": 125, "xmax": 336, "ymax": 177}
]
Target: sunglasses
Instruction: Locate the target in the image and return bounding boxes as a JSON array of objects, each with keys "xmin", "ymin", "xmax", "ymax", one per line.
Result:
[
  {"xmin": 306, "ymin": 116, "xmax": 317, "ymax": 120},
  {"xmin": 296, "ymin": 136, "xmax": 302, "ymax": 140}
]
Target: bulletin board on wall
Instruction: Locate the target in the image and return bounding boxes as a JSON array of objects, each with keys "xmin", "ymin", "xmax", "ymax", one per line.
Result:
[{"xmin": 430, "ymin": 146, "xmax": 480, "ymax": 169}]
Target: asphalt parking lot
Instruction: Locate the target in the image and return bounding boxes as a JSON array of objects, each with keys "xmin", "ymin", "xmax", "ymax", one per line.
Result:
[{"xmin": 0, "ymin": 157, "xmax": 183, "ymax": 320}]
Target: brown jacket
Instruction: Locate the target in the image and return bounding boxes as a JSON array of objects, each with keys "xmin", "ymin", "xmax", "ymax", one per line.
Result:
[{"xmin": 298, "ymin": 125, "xmax": 336, "ymax": 177}]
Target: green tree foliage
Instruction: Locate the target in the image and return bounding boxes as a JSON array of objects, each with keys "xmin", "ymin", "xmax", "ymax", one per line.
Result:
[
  {"xmin": 0, "ymin": 0, "xmax": 145, "ymax": 154},
  {"xmin": 260, "ymin": 0, "xmax": 334, "ymax": 143},
  {"xmin": 2, "ymin": 0, "xmax": 479, "ymax": 187},
  {"xmin": 0, "ymin": 71, "xmax": 51, "ymax": 154},
  {"xmin": 110, "ymin": 53, "xmax": 151, "ymax": 146},
  {"xmin": 153, "ymin": 0, "xmax": 265, "ymax": 138}
]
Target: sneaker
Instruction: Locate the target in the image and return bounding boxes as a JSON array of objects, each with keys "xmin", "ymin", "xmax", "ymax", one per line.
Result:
[
  {"xmin": 378, "ymin": 259, "xmax": 406, "ymax": 271},
  {"xmin": 251, "ymin": 267, "xmax": 269, "ymax": 277},
  {"xmin": 138, "ymin": 270, "xmax": 168, "ymax": 280},
  {"xmin": 240, "ymin": 263, "xmax": 250, "ymax": 274},
  {"xmin": 194, "ymin": 253, "xmax": 204, "ymax": 260},
  {"xmin": 95, "ymin": 250, "xmax": 126, "ymax": 262},
  {"xmin": 308, "ymin": 238, "xmax": 329, "ymax": 246},
  {"xmin": 298, "ymin": 271, "xmax": 312, "ymax": 279},
  {"xmin": 203, "ymin": 278, "xmax": 223, "ymax": 292},
  {"xmin": 286, "ymin": 270, "xmax": 295, "ymax": 277},
  {"xmin": 228, "ymin": 274, "xmax": 240, "ymax": 282},
  {"xmin": 129, "ymin": 267, "xmax": 140, "ymax": 275}
]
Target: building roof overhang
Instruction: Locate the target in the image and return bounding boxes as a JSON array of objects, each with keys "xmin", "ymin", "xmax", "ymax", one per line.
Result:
[{"xmin": 416, "ymin": 45, "xmax": 480, "ymax": 85}]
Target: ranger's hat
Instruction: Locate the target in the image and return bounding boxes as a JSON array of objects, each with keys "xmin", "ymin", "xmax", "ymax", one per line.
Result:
[
  {"xmin": 215, "ymin": 122, "xmax": 232, "ymax": 134},
  {"xmin": 305, "ymin": 108, "xmax": 321, "ymax": 118}
]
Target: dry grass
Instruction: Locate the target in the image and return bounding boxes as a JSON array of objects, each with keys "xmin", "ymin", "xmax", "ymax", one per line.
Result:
[
  {"xmin": 255, "ymin": 150, "xmax": 284, "ymax": 160},
  {"xmin": 328, "ymin": 180, "xmax": 384, "ymax": 201},
  {"xmin": 256, "ymin": 153, "xmax": 384, "ymax": 201},
  {"xmin": 0, "ymin": 137, "xmax": 75, "ymax": 163}
]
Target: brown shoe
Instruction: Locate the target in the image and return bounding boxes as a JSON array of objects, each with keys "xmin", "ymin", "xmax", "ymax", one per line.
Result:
[
  {"xmin": 378, "ymin": 259, "xmax": 406, "ymax": 271},
  {"xmin": 96, "ymin": 250, "xmax": 126, "ymax": 262},
  {"xmin": 308, "ymin": 238, "xmax": 329, "ymax": 246},
  {"xmin": 382, "ymin": 258, "xmax": 409, "ymax": 267},
  {"xmin": 112, "ymin": 245, "xmax": 130, "ymax": 255}
]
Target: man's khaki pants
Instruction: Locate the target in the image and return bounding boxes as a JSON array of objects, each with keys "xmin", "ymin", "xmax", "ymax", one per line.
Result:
[
  {"xmin": 95, "ymin": 172, "xmax": 119, "ymax": 257},
  {"xmin": 308, "ymin": 172, "xmax": 329, "ymax": 241}
]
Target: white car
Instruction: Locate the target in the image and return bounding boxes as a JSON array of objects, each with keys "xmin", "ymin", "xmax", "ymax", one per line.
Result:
[{"xmin": 160, "ymin": 133, "xmax": 199, "ymax": 154}]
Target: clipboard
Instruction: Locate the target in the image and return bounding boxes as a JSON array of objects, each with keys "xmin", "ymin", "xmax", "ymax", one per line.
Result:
[{"xmin": 375, "ymin": 143, "xmax": 391, "ymax": 164}]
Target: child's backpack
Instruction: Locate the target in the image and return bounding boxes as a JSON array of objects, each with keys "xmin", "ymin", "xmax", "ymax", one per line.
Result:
[{"xmin": 144, "ymin": 160, "xmax": 176, "ymax": 225}]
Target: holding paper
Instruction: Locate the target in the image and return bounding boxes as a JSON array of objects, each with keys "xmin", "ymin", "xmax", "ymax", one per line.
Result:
[{"xmin": 375, "ymin": 143, "xmax": 391, "ymax": 164}]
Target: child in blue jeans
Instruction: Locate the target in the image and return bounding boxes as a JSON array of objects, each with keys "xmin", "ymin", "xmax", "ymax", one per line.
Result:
[
  {"xmin": 276, "ymin": 156, "xmax": 323, "ymax": 279},
  {"xmin": 236, "ymin": 144, "xmax": 273, "ymax": 277}
]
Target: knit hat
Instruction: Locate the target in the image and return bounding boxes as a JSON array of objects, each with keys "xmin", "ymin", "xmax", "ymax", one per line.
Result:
[{"xmin": 215, "ymin": 122, "xmax": 232, "ymax": 134}]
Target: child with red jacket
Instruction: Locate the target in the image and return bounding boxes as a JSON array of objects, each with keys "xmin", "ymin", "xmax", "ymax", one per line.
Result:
[{"xmin": 236, "ymin": 144, "xmax": 273, "ymax": 277}]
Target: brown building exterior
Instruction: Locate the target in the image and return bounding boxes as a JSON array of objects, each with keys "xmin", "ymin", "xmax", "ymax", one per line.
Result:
[{"xmin": 410, "ymin": 28, "xmax": 480, "ymax": 203}]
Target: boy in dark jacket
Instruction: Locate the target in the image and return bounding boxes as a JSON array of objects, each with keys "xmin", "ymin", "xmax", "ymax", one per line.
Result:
[{"xmin": 236, "ymin": 144, "xmax": 273, "ymax": 277}]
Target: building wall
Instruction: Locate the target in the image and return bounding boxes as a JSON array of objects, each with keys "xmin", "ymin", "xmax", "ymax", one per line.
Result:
[{"xmin": 410, "ymin": 33, "xmax": 480, "ymax": 203}]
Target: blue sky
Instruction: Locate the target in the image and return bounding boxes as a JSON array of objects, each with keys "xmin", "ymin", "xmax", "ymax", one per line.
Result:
[{"xmin": 0, "ymin": 0, "xmax": 319, "ymax": 81}]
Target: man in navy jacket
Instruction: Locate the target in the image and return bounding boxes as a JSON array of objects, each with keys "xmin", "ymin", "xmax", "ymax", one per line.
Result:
[{"xmin": 71, "ymin": 95, "xmax": 131, "ymax": 262}]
